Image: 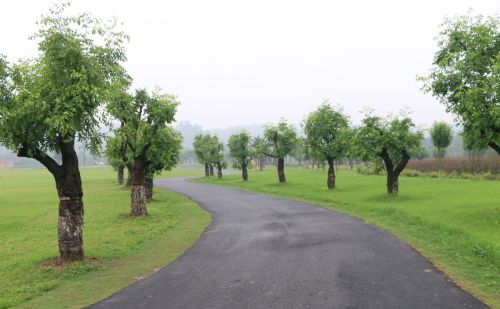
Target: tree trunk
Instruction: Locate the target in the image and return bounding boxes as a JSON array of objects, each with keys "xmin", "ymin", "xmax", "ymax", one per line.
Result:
[
  {"xmin": 242, "ymin": 162, "xmax": 248, "ymax": 181},
  {"xmin": 131, "ymin": 156, "xmax": 148, "ymax": 216},
  {"xmin": 125, "ymin": 164, "xmax": 133, "ymax": 187},
  {"xmin": 217, "ymin": 164, "xmax": 222, "ymax": 178},
  {"xmin": 117, "ymin": 164, "xmax": 124, "ymax": 185},
  {"xmin": 277, "ymin": 157, "xmax": 286, "ymax": 183},
  {"xmin": 56, "ymin": 141, "xmax": 84, "ymax": 261},
  {"xmin": 327, "ymin": 158, "xmax": 336, "ymax": 189},
  {"xmin": 386, "ymin": 171, "xmax": 399, "ymax": 194},
  {"xmin": 204, "ymin": 163, "xmax": 209, "ymax": 177},
  {"xmin": 209, "ymin": 164, "xmax": 214, "ymax": 176},
  {"xmin": 381, "ymin": 148, "xmax": 410, "ymax": 194},
  {"xmin": 259, "ymin": 156, "xmax": 265, "ymax": 171},
  {"xmin": 145, "ymin": 176, "xmax": 153, "ymax": 201},
  {"xmin": 18, "ymin": 139, "xmax": 85, "ymax": 262}
]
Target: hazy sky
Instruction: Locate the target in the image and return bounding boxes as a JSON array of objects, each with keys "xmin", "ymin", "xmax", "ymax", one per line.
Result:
[{"xmin": 1, "ymin": 0, "xmax": 498, "ymax": 129}]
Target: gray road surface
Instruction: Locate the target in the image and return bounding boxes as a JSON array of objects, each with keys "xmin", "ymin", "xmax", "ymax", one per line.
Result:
[{"xmin": 90, "ymin": 176, "xmax": 486, "ymax": 309}]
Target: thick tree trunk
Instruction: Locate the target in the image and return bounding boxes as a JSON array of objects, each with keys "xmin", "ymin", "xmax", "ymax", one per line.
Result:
[
  {"xmin": 209, "ymin": 164, "xmax": 214, "ymax": 176},
  {"xmin": 381, "ymin": 148, "xmax": 410, "ymax": 194},
  {"xmin": 131, "ymin": 156, "xmax": 148, "ymax": 216},
  {"xmin": 56, "ymin": 141, "xmax": 84, "ymax": 262},
  {"xmin": 18, "ymin": 140, "xmax": 85, "ymax": 262},
  {"xmin": 386, "ymin": 171, "xmax": 399, "ymax": 194},
  {"xmin": 277, "ymin": 157, "xmax": 286, "ymax": 183},
  {"xmin": 125, "ymin": 164, "xmax": 133, "ymax": 187},
  {"xmin": 259, "ymin": 156, "xmax": 265, "ymax": 171},
  {"xmin": 145, "ymin": 176, "xmax": 153, "ymax": 201},
  {"xmin": 217, "ymin": 164, "xmax": 222, "ymax": 178},
  {"xmin": 204, "ymin": 163, "xmax": 209, "ymax": 177},
  {"xmin": 117, "ymin": 164, "xmax": 124, "ymax": 185},
  {"xmin": 327, "ymin": 158, "xmax": 336, "ymax": 189},
  {"xmin": 242, "ymin": 162, "xmax": 248, "ymax": 181}
]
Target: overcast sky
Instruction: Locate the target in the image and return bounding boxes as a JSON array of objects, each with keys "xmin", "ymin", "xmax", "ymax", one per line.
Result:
[{"xmin": 1, "ymin": 0, "xmax": 498, "ymax": 129}]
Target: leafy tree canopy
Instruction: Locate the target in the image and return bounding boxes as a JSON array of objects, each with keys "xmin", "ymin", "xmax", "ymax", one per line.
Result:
[
  {"xmin": 263, "ymin": 118, "xmax": 297, "ymax": 159},
  {"xmin": 109, "ymin": 88, "xmax": 181, "ymax": 170},
  {"xmin": 0, "ymin": 3, "xmax": 129, "ymax": 160},
  {"xmin": 356, "ymin": 112, "xmax": 423, "ymax": 164},
  {"xmin": 228, "ymin": 130, "xmax": 253, "ymax": 168},
  {"xmin": 430, "ymin": 121, "xmax": 453, "ymax": 158},
  {"xmin": 420, "ymin": 13, "xmax": 499, "ymax": 154},
  {"xmin": 303, "ymin": 101, "xmax": 352, "ymax": 162}
]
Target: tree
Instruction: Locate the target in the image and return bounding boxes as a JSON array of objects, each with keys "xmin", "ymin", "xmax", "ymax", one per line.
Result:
[
  {"xmin": 356, "ymin": 112, "xmax": 423, "ymax": 194},
  {"xmin": 263, "ymin": 119, "xmax": 297, "ymax": 183},
  {"xmin": 252, "ymin": 136, "xmax": 267, "ymax": 171},
  {"xmin": 420, "ymin": 14, "xmax": 499, "ymax": 155},
  {"xmin": 108, "ymin": 89, "xmax": 180, "ymax": 216},
  {"xmin": 106, "ymin": 134, "xmax": 127, "ymax": 185},
  {"xmin": 210, "ymin": 136, "xmax": 226, "ymax": 179},
  {"xmin": 430, "ymin": 122, "xmax": 453, "ymax": 160},
  {"xmin": 143, "ymin": 126, "xmax": 182, "ymax": 200},
  {"xmin": 303, "ymin": 102, "xmax": 352, "ymax": 189},
  {"xmin": 291, "ymin": 137, "xmax": 306, "ymax": 166},
  {"xmin": 228, "ymin": 131, "xmax": 253, "ymax": 181},
  {"xmin": 0, "ymin": 4, "xmax": 128, "ymax": 261},
  {"xmin": 193, "ymin": 134, "xmax": 211, "ymax": 177}
]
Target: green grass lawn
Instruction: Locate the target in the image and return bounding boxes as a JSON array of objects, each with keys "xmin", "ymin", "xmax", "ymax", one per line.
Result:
[
  {"xmin": 0, "ymin": 167, "xmax": 208, "ymax": 309},
  {"xmin": 195, "ymin": 168, "xmax": 500, "ymax": 307}
]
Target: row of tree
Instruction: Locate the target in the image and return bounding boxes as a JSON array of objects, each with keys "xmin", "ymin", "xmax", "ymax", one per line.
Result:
[
  {"xmin": 209, "ymin": 97, "xmax": 492, "ymax": 195},
  {"xmin": 0, "ymin": 4, "xmax": 182, "ymax": 262},
  {"xmin": 193, "ymin": 13, "xmax": 499, "ymax": 194},
  {"xmin": 200, "ymin": 103, "xmax": 422, "ymax": 194}
]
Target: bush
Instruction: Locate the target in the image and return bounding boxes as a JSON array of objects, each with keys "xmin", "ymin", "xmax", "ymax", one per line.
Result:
[
  {"xmin": 407, "ymin": 156, "xmax": 500, "ymax": 174},
  {"xmin": 357, "ymin": 161, "xmax": 385, "ymax": 175},
  {"xmin": 401, "ymin": 169, "xmax": 422, "ymax": 177}
]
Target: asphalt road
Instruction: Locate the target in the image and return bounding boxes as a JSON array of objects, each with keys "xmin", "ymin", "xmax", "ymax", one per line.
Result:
[{"xmin": 90, "ymin": 176, "xmax": 486, "ymax": 309}]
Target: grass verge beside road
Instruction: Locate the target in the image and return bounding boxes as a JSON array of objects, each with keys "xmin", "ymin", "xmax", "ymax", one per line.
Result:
[
  {"xmin": 0, "ymin": 167, "xmax": 208, "ymax": 309},
  {"xmin": 195, "ymin": 168, "xmax": 500, "ymax": 307}
]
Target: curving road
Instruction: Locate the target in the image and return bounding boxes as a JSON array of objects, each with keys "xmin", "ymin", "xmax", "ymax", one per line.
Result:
[{"xmin": 91, "ymin": 177, "xmax": 486, "ymax": 309}]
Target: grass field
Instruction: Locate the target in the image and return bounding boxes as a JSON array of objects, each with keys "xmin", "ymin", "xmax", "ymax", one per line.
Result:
[
  {"xmin": 0, "ymin": 167, "xmax": 207, "ymax": 309},
  {"xmin": 195, "ymin": 167, "xmax": 500, "ymax": 307}
]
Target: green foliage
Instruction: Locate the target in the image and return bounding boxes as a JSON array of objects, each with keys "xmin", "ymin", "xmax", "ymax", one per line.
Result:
[
  {"xmin": 430, "ymin": 122, "xmax": 453, "ymax": 158},
  {"xmin": 105, "ymin": 133, "xmax": 127, "ymax": 170},
  {"xmin": 0, "ymin": 3, "xmax": 128, "ymax": 156},
  {"xmin": 356, "ymin": 112, "xmax": 423, "ymax": 165},
  {"xmin": 252, "ymin": 135, "xmax": 268, "ymax": 156},
  {"xmin": 228, "ymin": 131, "xmax": 253, "ymax": 168},
  {"xmin": 420, "ymin": 13, "xmax": 500, "ymax": 154},
  {"xmin": 193, "ymin": 134, "xmax": 225, "ymax": 167},
  {"xmin": 303, "ymin": 101, "xmax": 352, "ymax": 163},
  {"xmin": 263, "ymin": 118, "xmax": 297, "ymax": 159},
  {"xmin": 108, "ymin": 89, "xmax": 182, "ymax": 176}
]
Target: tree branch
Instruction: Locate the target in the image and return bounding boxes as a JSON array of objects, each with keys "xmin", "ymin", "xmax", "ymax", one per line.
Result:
[
  {"xmin": 379, "ymin": 148, "xmax": 393, "ymax": 173},
  {"xmin": 263, "ymin": 152, "xmax": 277, "ymax": 158},
  {"xmin": 488, "ymin": 142, "xmax": 500, "ymax": 156},
  {"xmin": 394, "ymin": 150, "xmax": 411, "ymax": 176},
  {"xmin": 18, "ymin": 144, "xmax": 62, "ymax": 177}
]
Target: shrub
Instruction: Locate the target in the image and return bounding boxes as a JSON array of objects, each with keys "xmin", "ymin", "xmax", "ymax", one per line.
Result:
[{"xmin": 407, "ymin": 156, "xmax": 500, "ymax": 174}]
